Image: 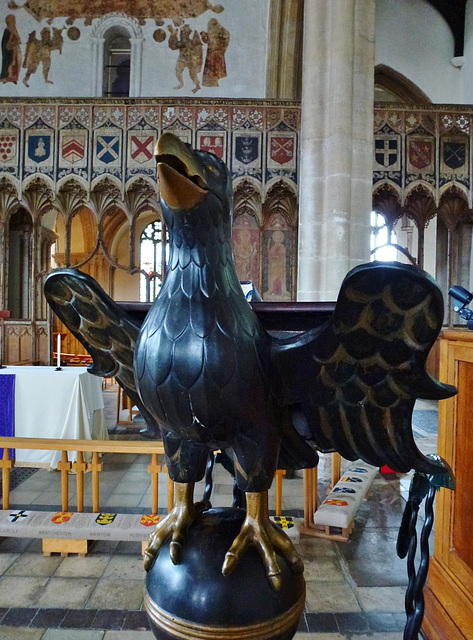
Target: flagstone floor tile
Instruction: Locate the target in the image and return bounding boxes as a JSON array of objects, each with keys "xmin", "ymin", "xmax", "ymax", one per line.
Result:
[
  {"xmin": 36, "ymin": 578, "xmax": 98, "ymax": 609},
  {"xmin": 30, "ymin": 608, "xmax": 66, "ymax": 628},
  {"xmin": 41, "ymin": 629, "xmax": 105, "ymax": 640},
  {"xmin": 303, "ymin": 557, "xmax": 346, "ymax": 583},
  {"xmin": 111, "ymin": 481, "xmax": 150, "ymax": 495},
  {"xmin": 121, "ymin": 610, "xmax": 150, "ymax": 630},
  {"xmin": 103, "ymin": 632, "xmax": 155, "ymax": 640},
  {"xmin": 1, "ymin": 607, "xmax": 38, "ymax": 627},
  {"xmin": 354, "ymin": 634, "xmax": 402, "ymax": 640},
  {"xmin": 6, "ymin": 553, "xmax": 63, "ymax": 577},
  {"xmin": 295, "ymin": 538, "xmax": 337, "ymax": 559},
  {"xmin": 86, "ymin": 579, "xmax": 144, "ymax": 611},
  {"xmin": 0, "ymin": 627, "xmax": 46, "ymax": 639},
  {"xmin": 0, "ymin": 576, "xmax": 48, "ymax": 607},
  {"xmin": 8, "ymin": 491, "xmax": 43, "ymax": 504},
  {"xmin": 0, "ymin": 553, "xmax": 20, "ymax": 575},
  {"xmin": 54, "ymin": 555, "xmax": 111, "ymax": 579},
  {"xmin": 0, "ymin": 537, "xmax": 33, "ymax": 553},
  {"xmin": 294, "ymin": 635, "xmax": 347, "ymax": 639},
  {"xmin": 355, "ymin": 586, "xmax": 406, "ymax": 613},
  {"xmin": 101, "ymin": 494, "xmax": 144, "ymax": 509},
  {"xmin": 101, "ymin": 555, "xmax": 145, "ymax": 581},
  {"xmin": 305, "ymin": 582, "xmax": 361, "ymax": 614},
  {"xmin": 61, "ymin": 608, "xmax": 98, "ymax": 628},
  {"xmin": 91, "ymin": 609, "xmax": 127, "ymax": 631}
]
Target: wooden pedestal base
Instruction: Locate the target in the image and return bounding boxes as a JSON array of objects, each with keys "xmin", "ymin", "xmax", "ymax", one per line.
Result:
[
  {"xmin": 299, "ymin": 522, "xmax": 353, "ymax": 542},
  {"xmin": 42, "ymin": 538, "xmax": 89, "ymax": 557}
]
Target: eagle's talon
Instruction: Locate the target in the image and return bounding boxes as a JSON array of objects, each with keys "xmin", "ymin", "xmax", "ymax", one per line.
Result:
[
  {"xmin": 143, "ymin": 482, "xmax": 197, "ymax": 573},
  {"xmin": 144, "ymin": 547, "xmax": 157, "ymax": 572},
  {"xmin": 222, "ymin": 551, "xmax": 238, "ymax": 576},
  {"xmin": 268, "ymin": 571, "xmax": 282, "ymax": 591},
  {"xmin": 170, "ymin": 540, "xmax": 183, "ymax": 564},
  {"xmin": 220, "ymin": 490, "xmax": 302, "ymax": 590}
]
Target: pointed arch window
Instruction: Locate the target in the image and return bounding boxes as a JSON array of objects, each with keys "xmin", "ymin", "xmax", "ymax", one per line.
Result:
[{"xmin": 140, "ymin": 220, "xmax": 168, "ymax": 302}]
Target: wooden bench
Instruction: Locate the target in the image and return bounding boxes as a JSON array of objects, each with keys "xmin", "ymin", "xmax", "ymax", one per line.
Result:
[
  {"xmin": 0, "ymin": 437, "xmax": 169, "ymax": 556},
  {"xmin": 0, "ymin": 437, "xmax": 287, "ymax": 554},
  {"xmin": 311, "ymin": 461, "xmax": 378, "ymax": 541}
]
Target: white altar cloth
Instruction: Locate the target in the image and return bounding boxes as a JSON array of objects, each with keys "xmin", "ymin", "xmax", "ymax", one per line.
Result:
[{"xmin": 0, "ymin": 366, "xmax": 107, "ymax": 468}]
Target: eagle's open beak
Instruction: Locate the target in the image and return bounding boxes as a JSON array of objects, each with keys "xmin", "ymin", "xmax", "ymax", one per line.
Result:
[{"xmin": 155, "ymin": 133, "xmax": 207, "ymax": 210}]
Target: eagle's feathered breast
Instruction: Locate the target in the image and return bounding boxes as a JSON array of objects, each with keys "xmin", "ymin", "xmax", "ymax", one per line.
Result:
[{"xmin": 134, "ymin": 191, "xmax": 271, "ymax": 448}]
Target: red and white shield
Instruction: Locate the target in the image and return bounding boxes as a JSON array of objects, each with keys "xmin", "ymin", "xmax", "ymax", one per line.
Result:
[
  {"xmin": 199, "ymin": 135, "xmax": 225, "ymax": 159},
  {"xmin": 62, "ymin": 134, "xmax": 86, "ymax": 164},
  {"xmin": 408, "ymin": 139, "xmax": 433, "ymax": 171},
  {"xmin": 0, "ymin": 132, "xmax": 17, "ymax": 163},
  {"xmin": 270, "ymin": 136, "xmax": 294, "ymax": 165},
  {"xmin": 130, "ymin": 134, "xmax": 154, "ymax": 164}
]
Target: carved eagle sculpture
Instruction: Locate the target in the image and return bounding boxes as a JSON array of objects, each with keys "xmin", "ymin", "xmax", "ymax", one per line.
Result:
[{"xmin": 44, "ymin": 133, "xmax": 456, "ymax": 595}]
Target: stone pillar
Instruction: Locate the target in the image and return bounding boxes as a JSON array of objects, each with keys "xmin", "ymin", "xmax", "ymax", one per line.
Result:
[
  {"xmin": 297, "ymin": 0, "xmax": 375, "ymax": 301},
  {"xmin": 91, "ymin": 37, "xmax": 105, "ymax": 96},
  {"xmin": 130, "ymin": 38, "xmax": 144, "ymax": 97}
]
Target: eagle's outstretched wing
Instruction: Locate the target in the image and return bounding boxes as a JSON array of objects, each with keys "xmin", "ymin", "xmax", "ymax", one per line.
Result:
[
  {"xmin": 274, "ymin": 261, "xmax": 456, "ymax": 475},
  {"xmin": 43, "ymin": 269, "xmax": 160, "ymax": 438}
]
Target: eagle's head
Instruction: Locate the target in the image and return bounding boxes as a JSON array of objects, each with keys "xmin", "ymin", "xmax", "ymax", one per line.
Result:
[{"xmin": 155, "ymin": 132, "xmax": 233, "ymax": 238}]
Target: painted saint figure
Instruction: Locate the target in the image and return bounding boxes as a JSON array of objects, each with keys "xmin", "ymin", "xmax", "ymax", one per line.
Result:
[
  {"xmin": 168, "ymin": 23, "xmax": 203, "ymax": 94},
  {"xmin": 22, "ymin": 27, "xmax": 64, "ymax": 87},
  {"xmin": 1, "ymin": 15, "xmax": 21, "ymax": 84},
  {"xmin": 264, "ymin": 229, "xmax": 290, "ymax": 300},
  {"xmin": 200, "ymin": 18, "xmax": 229, "ymax": 87}
]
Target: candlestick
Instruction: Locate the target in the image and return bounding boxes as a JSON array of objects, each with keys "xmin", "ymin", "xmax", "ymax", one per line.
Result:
[{"xmin": 56, "ymin": 334, "xmax": 62, "ymax": 370}]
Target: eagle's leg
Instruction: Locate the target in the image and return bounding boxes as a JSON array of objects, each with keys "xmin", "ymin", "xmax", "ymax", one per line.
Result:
[
  {"xmin": 144, "ymin": 434, "xmax": 209, "ymax": 572},
  {"xmin": 222, "ymin": 490, "xmax": 304, "ymax": 590},
  {"xmin": 144, "ymin": 482, "xmax": 202, "ymax": 571}
]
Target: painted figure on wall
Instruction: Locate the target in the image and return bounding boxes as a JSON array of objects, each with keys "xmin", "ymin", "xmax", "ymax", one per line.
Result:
[
  {"xmin": 262, "ymin": 215, "xmax": 293, "ymax": 301},
  {"xmin": 232, "ymin": 215, "xmax": 260, "ymax": 289},
  {"xmin": 9, "ymin": 0, "xmax": 224, "ymax": 23},
  {"xmin": 1, "ymin": 15, "xmax": 21, "ymax": 84},
  {"xmin": 200, "ymin": 18, "xmax": 229, "ymax": 87},
  {"xmin": 22, "ymin": 26, "xmax": 64, "ymax": 87},
  {"xmin": 168, "ymin": 23, "xmax": 203, "ymax": 93}
]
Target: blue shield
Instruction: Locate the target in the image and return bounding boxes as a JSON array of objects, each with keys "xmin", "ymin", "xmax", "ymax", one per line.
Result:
[
  {"xmin": 235, "ymin": 136, "xmax": 259, "ymax": 165},
  {"xmin": 27, "ymin": 134, "xmax": 51, "ymax": 164},
  {"xmin": 96, "ymin": 135, "xmax": 120, "ymax": 164}
]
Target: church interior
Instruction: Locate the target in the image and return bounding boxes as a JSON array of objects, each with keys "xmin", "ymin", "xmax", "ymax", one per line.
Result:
[{"xmin": 0, "ymin": 0, "xmax": 472, "ymax": 638}]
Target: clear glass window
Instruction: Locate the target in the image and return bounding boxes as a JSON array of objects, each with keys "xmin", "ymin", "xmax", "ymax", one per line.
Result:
[
  {"xmin": 370, "ymin": 211, "xmax": 397, "ymax": 261},
  {"xmin": 103, "ymin": 36, "xmax": 131, "ymax": 97},
  {"xmin": 140, "ymin": 220, "xmax": 168, "ymax": 302}
]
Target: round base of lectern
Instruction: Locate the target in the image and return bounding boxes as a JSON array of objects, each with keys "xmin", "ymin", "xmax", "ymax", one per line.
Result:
[{"xmin": 144, "ymin": 507, "xmax": 305, "ymax": 640}]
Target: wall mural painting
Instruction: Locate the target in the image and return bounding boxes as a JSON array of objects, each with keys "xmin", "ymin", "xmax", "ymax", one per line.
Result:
[
  {"xmin": 6, "ymin": 0, "xmax": 231, "ymax": 93},
  {"xmin": 9, "ymin": 1, "xmax": 225, "ymax": 23},
  {"xmin": 1, "ymin": 11, "xmax": 63, "ymax": 86},
  {"xmin": 167, "ymin": 17, "xmax": 229, "ymax": 92},
  {"xmin": 22, "ymin": 26, "xmax": 64, "ymax": 86},
  {"xmin": 262, "ymin": 214, "xmax": 293, "ymax": 302},
  {"xmin": 1, "ymin": 14, "xmax": 21, "ymax": 84},
  {"xmin": 232, "ymin": 214, "xmax": 260, "ymax": 292}
]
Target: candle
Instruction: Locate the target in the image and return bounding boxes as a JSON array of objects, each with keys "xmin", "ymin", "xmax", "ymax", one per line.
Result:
[{"xmin": 57, "ymin": 334, "xmax": 61, "ymax": 369}]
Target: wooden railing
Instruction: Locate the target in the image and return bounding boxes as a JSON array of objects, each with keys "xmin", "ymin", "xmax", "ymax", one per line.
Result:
[
  {"xmin": 0, "ymin": 437, "xmax": 289, "ymax": 517},
  {"xmin": 0, "ymin": 437, "xmax": 171, "ymax": 514}
]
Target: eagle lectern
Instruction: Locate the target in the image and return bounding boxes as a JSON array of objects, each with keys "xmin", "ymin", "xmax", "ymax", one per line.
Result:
[{"xmin": 45, "ymin": 133, "xmax": 455, "ymax": 640}]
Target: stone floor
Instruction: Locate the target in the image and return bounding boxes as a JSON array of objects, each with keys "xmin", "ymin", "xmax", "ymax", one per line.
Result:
[{"xmin": 0, "ymin": 386, "xmax": 439, "ymax": 639}]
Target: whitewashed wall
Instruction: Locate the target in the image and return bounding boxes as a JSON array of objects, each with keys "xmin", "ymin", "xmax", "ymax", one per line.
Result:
[
  {"xmin": 375, "ymin": 0, "xmax": 463, "ymax": 103},
  {"xmin": 0, "ymin": 0, "xmax": 269, "ymax": 98}
]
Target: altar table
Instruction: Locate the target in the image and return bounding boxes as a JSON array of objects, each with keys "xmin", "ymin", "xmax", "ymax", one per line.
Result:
[{"xmin": 0, "ymin": 366, "xmax": 107, "ymax": 468}]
